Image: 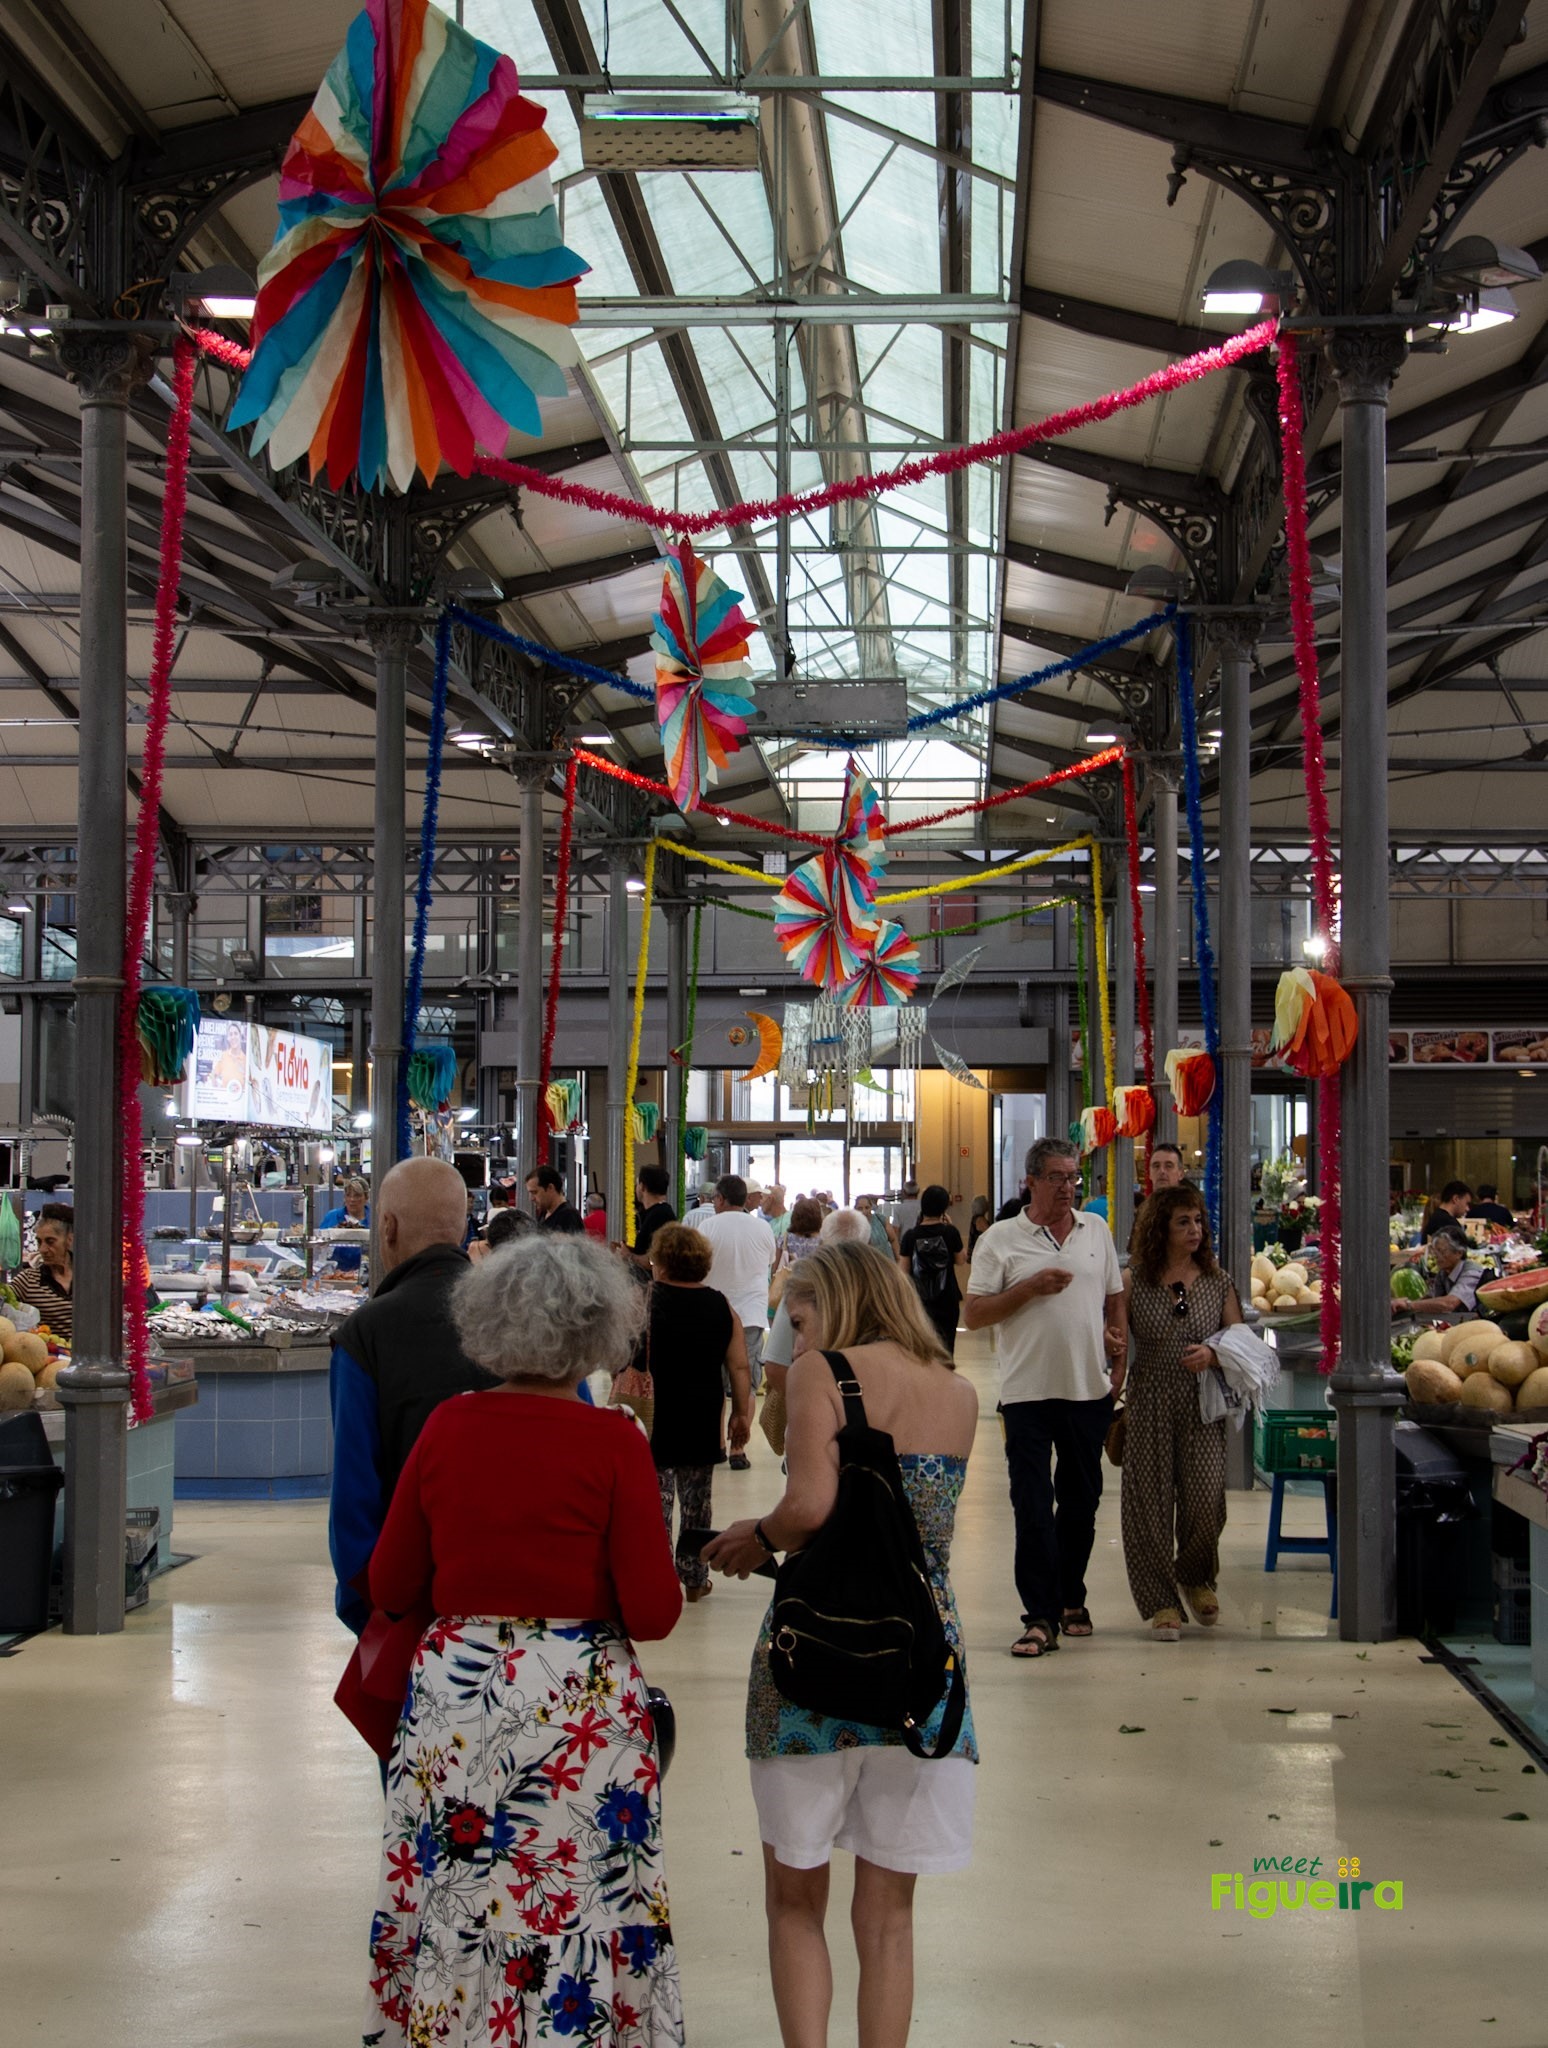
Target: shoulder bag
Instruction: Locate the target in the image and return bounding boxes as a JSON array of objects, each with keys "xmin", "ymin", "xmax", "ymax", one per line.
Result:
[
  {"xmin": 609, "ymin": 1285, "xmax": 655, "ymax": 1438},
  {"xmin": 767, "ymin": 1350, "xmax": 965, "ymax": 1760}
]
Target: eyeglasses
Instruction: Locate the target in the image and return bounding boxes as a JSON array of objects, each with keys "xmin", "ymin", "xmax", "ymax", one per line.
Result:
[
  {"xmin": 1169, "ymin": 1279, "xmax": 1189, "ymax": 1319},
  {"xmin": 1041, "ymin": 1170, "xmax": 1082, "ymax": 1186}
]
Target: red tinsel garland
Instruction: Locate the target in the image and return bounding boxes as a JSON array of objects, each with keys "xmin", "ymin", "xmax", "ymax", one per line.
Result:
[
  {"xmin": 473, "ymin": 322, "xmax": 1277, "ymax": 535},
  {"xmin": 1120, "ymin": 750, "xmax": 1157, "ymax": 1177},
  {"xmin": 539, "ymin": 754, "xmax": 579, "ymax": 1115},
  {"xmin": 883, "ymin": 746, "xmax": 1127, "ymax": 835},
  {"xmin": 185, "ymin": 325, "xmax": 253, "ymax": 374},
  {"xmin": 118, "ymin": 335, "xmax": 197, "ymax": 1422},
  {"xmin": 1276, "ymin": 330, "xmax": 1342, "ymax": 1371}
]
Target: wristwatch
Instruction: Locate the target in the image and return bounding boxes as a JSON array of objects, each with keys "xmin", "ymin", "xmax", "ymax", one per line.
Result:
[{"xmin": 753, "ymin": 1519, "xmax": 777, "ymax": 1556}]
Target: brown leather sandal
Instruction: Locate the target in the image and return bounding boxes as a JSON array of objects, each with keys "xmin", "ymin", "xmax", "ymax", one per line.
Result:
[{"xmin": 1011, "ymin": 1620, "xmax": 1059, "ymax": 1658}]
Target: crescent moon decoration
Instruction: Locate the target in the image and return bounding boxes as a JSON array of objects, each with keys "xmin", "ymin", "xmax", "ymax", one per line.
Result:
[
  {"xmin": 930, "ymin": 944, "xmax": 983, "ymax": 1002},
  {"xmin": 652, "ymin": 540, "xmax": 760, "ymax": 810},
  {"xmin": 932, "ymin": 1040, "xmax": 985, "ymax": 1088},
  {"xmin": 228, "ymin": 0, "xmax": 588, "ymax": 492},
  {"xmin": 741, "ymin": 1010, "xmax": 783, "ymax": 1081}
]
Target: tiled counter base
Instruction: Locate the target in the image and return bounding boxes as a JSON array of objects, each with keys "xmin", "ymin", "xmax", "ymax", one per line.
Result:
[{"xmin": 173, "ymin": 1344, "xmax": 333, "ymax": 1499}]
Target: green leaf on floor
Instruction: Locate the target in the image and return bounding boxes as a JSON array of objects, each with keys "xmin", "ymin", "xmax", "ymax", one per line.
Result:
[
  {"xmin": 1267, "ymin": 1707, "xmax": 1297, "ymax": 1714},
  {"xmin": 1490, "ymin": 1737, "xmax": 1509, "ymax": 1747},
  {"xmin": 1209, "ymin": 1839, "xmax": 1222, "ymax": 1846},
  {"xmin": 1118, "ymin": 1725, "xmax": 1145, "ymax": 1734},
  {"xmin": 1502, "ymin": 1811, "xmax": 1530, "ymax": 1821},
  {"xmin": 1356, "ymin": 1651, "xmax": 1369, "ymax": 1660}
]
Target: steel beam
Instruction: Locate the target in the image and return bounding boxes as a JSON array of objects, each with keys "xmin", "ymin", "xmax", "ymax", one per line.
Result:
[
  {"xmin": 1004, "ymin": 539, "xmax": 1132, "ymax": 591},
  {"xmin": 1019, "ymin": 284, "xmax": 1206, "ymax": 359}
]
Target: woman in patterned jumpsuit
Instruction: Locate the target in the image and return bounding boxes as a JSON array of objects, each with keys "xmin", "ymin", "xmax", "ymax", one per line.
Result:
[{"xmin": 1121, "ymin": 1186, "xmax": 1244, "ymax": 1640}]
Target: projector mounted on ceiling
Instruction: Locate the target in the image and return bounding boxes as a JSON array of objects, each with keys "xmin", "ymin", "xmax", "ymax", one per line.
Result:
[{"xmin": 580, "ymin": 93, "xmax": 762, "ymax": 171}]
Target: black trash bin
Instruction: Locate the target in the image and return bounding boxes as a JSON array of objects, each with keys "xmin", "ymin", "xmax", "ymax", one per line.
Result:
[
  {"xmin": 1394, "ymin": 1426, "xmax": 1478, "ymax": 1638},
  {"xmin": 0, "ymin": 1409, "xmax": 65, "ymax": 1635}
]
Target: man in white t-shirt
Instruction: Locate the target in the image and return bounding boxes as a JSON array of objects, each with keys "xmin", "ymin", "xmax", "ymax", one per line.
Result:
[
  {"xmin": 693, "ymin": 1173, "xmax": 777, "ymax": 1468},
  {"xmin": 966, "ymin": 1136, "xmax": 1127, "ymax": 1659}
]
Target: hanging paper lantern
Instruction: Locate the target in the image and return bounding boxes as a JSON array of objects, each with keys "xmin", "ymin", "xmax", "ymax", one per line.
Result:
[
  {"xmin": 839, "ymin": 921, "xmax": 920, "ymax": 1008},
  {"xmin": 652, "ymin": 540, "xmax": 759, "ymax": 810},
  {"xmin": 683, "ymin": 1125, "xmax": 709, "ymax": 1160},
  {"xmin": 1270, "ymin": 967, "xmax": 1359, "ymax": 1080},
  {"xmin": 1078, "ymin": 1105, "xmax": 1118, "ymax": 1154},
  {"xmin": 774, "ymin": 850, "xmax": 875, "ymax": 989},
  {"xmin": 1113, "ymin": 1084, "xmax": 1156, "ymax": 1139},
  {"xmin": 1164, "ymin": 1047, "xmax": 1216, "ymax": 1117},
  {"xmin": 227, "ymin": 0, "xmax": 588, "ymax": 492},
  {"xmin": 407, "ymin": 1041, "xmax": 459, "ymax": 1110},
  {"xmin": 135, "ymin": 986, "xmax": 201, "ymax": 1085},
  {"xmin": 630, "ymin": 1100, "xmax": 661, "ymax": 1142}
]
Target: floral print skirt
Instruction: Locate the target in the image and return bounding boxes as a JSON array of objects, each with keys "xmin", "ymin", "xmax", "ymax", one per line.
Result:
[{"xmin": 365, "ymin": 1617, "xmax": 683, "ymax": 2048}]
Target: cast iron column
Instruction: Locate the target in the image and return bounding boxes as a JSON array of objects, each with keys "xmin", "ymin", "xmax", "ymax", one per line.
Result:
[
  {"xmin": 1111, "ymin": 851, "xmax": 1134, "ymax": 1252},
  {"xmin": 605, "ymin": 850, "xmax": 632, "ymax": 1240},
  {"xmin": 1327, "ymin": 325, "xmax": 1408, "ymax": 1641},
  {"xmin": 663, "ymin": 898, "xmax": 690, "ymax": 1202},
  {"xmin": 1213, "ymin": 611, "xmax": 1260, "ymax": 1488},
  {"xmin": 167, "ymin": 893, "xmax": 193, "ymax": 987},
  {"xmin": 514, "ymin": 766, "xmax": 546, "ymax": 1176},
  {"xmin": 368, "ymin": 617, "xmax": 411, "ymax": 1275},
  {"xmin": 1047, "ymin": 903, "xmax": 1071, "ymax": 1150},
  {"xmin": 54, "ymin": 332, "xmax": 153, "ymax": 1633},
  {"xmin": 1151, "ymin": 767, "xmax": 1180, "ymax": 1145}
]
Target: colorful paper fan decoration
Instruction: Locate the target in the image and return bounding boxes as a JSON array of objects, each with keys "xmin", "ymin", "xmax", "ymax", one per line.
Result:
[
  {"xmin": 652, "ymin": 541, "xmax": 759, "ymax": 810},
  {"xmin": 227, "ymin": 0, "xmax": 587, "ymax": 492},
  {"xmin": 1078, "ymin": 1105, "xmax": 1119, "ymax": 1154},
  {"xmin": 1270, "ymin": 967, "xmax": 1359, "ymax": 1079},
  {"xmin": 1113, "ymin": 1084, "xmax": 1156, "ymax": 1139},
  {"xmin": 1164, "ymin": 1047, "xmax": 1217, "ymax": 1117},
  {"xmin": 544, "ymin": 1078, "xmax": 580, "ymax": 1130},
  {"xmin": 839, "ymin": 921, "xmax": 921, "ymax": 1008},
  {"xmin": 775, "ymin": 851, "xmax": 873, "ymax": 989},
  {"xmin": 683, "ymin": 1125, "xmax": 709, "ymax": 1161},
  {"xmin": 135, "ymin": 986, "xmax": 201, "ymax": 1086},
  {"xmin": 837, "ymin": 756, "xmax": 887, "ymax": 876},
  {"xmin": 407, "ymin": 1041, "xmax": 459, "ymax": 1110},
  {"xmin": 630, "ymin": 1100, "xmax": 661, "ymax": 1142}
]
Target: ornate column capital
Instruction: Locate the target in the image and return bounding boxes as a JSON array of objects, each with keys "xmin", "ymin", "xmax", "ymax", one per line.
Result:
[
  {"xmin": 1325, "ymin": 324, "xmax": 1408, "ymax": 404},
  {"xmin": 53, "ymin": 328, "xmax": 158, "ymax": 403},
  {"xmin": 1205, "ymin": 608, "xmax": 1266, "ymax": 659}
]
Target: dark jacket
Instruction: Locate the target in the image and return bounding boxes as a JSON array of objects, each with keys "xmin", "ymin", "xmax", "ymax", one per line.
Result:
[{"xmin": 327, "ymin": 1243, "xmax": 493, "ymax": 1632}]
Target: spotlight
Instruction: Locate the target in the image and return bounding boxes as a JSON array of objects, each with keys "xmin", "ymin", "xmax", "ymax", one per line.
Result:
[
  {"xmin": 165, "ymin": 264, "xmax": 259, "ymax": 320},
  {"xmin": 1200, "ymin": 260, "xmax": 1296, "ymax": 316}
]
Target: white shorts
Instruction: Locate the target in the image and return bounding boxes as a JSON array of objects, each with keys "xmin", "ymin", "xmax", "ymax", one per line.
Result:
[{"xmin": 749, "ymin": 1750, "xmax": 976, "ymax": 1875}]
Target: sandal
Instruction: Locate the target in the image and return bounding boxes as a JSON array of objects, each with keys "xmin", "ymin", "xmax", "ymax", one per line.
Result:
[
  {"xmin": 1060, "ymin": 1607, "xmax": 1094, "ymax": 1638},
  {"xmin": 1150, "ymin": 1608, "xmax": 1183, "ymax": 1641},
  {"xmin": 1181, "ymin": 1585, "xmax": 1219, "ymax": 1626},
  {"xmin": 1011, "ymin": 1620, "xmax": 1059, "ymax": 1659}
]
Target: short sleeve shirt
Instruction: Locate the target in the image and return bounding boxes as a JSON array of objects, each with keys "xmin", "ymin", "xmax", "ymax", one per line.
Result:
[{"xmin": 966, "ymin": 1208, "xmax": 1122, "ymax": 1404}]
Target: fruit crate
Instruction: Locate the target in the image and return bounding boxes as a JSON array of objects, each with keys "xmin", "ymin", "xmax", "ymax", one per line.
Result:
[{"xmin": 1254, "ymin": 1408, "xmax": 1337, "ymax": 1475}]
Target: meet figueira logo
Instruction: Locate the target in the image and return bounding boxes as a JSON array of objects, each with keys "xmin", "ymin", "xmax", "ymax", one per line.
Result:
[{"xmin": 1211, "ymin": 1855, "xmax": 1403, "ymax": 1918}]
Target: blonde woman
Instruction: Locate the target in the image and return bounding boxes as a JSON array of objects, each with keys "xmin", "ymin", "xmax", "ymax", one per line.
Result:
[{"xmin": 706, "ymin": 1242, "xmax": 979, "ymax": 2048}]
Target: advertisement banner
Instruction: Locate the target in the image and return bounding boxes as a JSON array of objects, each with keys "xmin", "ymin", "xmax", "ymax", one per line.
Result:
[
  {"xmin": 247, "ymin": 1024, "xmax": 333, "ymax": 1131},
  {"xmin": 187, "ymin": 1019, "xmax": 253, "ymax": 1120}
]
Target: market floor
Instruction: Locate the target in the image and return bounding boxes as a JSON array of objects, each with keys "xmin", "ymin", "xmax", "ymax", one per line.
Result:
[{"xmin": 4, "ymin": 1329, "xmax": 1542, "ymax": 2048}]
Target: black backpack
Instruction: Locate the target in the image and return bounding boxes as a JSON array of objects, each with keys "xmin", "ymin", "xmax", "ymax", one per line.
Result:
[
  {"xmin": 910, "ymin": 1231, "xmax": 953, "ymax": 1304},
  {"xmin": 767, "ymin": 1351, "xmax": 966, "ymax": 1759}
]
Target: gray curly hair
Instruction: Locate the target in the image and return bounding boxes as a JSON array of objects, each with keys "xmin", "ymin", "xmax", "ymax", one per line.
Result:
[{"xmin": 452, "ymin": 1234, "xmax": 644, "ymax": 1384}]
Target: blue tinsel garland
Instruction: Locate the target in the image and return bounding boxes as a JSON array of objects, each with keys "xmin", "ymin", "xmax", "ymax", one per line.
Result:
[
  {"xmin": 1176, "ymin": 619, "xmax": 1222, "ymax": 1235},
  {"xmin": 398, "ymin": 612, "xmax": 454, "ymax": 1160}
]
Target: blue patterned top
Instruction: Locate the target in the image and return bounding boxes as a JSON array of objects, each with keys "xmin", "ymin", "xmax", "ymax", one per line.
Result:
[{"xmin": 745, "ymin": 1453, "xmax": 978, "ymax": 1762}]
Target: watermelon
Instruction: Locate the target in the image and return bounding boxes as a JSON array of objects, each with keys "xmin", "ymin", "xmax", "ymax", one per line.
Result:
[
  {"xmin": 1477, "ymin": 1267, "xmax": 1548, "ymax": 1314},
  {"xmin": 1390, "ymin": 1267, "xmax": 1425, "ymax": 1301}
]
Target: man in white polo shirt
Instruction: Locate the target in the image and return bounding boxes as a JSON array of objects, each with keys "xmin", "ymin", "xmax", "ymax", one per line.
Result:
[
  {"xmin": 693, "ymin": 1172, "xmax": 777, "ymax": 1469},
  {"xmin": 966, "ymin": 1136, "xmax": 1127, "ymax": 1659}
]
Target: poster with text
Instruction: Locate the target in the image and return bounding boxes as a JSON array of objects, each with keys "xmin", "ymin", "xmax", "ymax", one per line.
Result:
[
  {"xmin": 246, "ymin": 1025, "xmax": 333, "ymax": 1131},
  {"xmin": 186, "ymin": 1018, "xmax": 252, "ymax": 1120}
]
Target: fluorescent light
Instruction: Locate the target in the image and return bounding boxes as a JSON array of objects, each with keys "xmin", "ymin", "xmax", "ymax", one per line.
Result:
[
  {"xmin": 1084, "ymin": 731, "xmax": 1118, "ymax": 744},
  {"xmin": 458, "ymin": 1108, "xmax": 478, "ymax": 1122},
  {"xmin": 6, "ymin": 898, "xmax": 30, "ymax": 913},
  {"xmin": 1453, "ymin": 287, "xmax": 1517, "ymax": 332},
  {"xmin": 1302, "ymin": 934, "xmax": 1329, "ymax": 961},
  {"xmin": 1201, "ymin": 290, "xmax": 1268, "ymax": 315},
  {"xmin": 452, "ymin": 730, "xmax": 492, "ymax": 750},
  {"xmin": 175, "ymin": 1132, "xmax": 202, "ymax": 1148},
  {"xmin": 1138, "ymin": 883, "xmax": 1155, "ymax": 894},
  {"xmin": 738, "ymin": 987, "xmax": 767, "ymax": 996},
  {"xmin": 200, "ymin": 295, "xmax": 256, "ymax": 319},
  {"xmin": 579, "ymin": 732, "xmax": 614, "ymax": 744},
  {"xmin": 353, "ymin": 1110, "xmax": 372, "ymax": 1130},
  {"xmin": 625, "ymin": 876, "xmax": 646, "ymax": 893}
]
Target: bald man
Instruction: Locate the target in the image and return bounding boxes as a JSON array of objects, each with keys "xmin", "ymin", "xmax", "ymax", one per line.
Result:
[{"xmin": 328, "ymin": 1158, "xmax": 495, "ymax": 1635}]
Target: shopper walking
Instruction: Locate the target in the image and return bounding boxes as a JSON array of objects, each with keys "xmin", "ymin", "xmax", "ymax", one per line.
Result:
[
  {"xmin": 364, "ymin": 1235, "xmax": 684, "ymax": 2046},
  {"xmin": 1121, "ymin": 1187, "xmax": 1242, "ymax": 1639},
  {"xmin": 631, "ymin": 1161, "xmax": 678, "ymax": 1267},
  {"xmin": 693, "ymin": 1174, "xmax": 777, "ymax": 1470},
  {"xmin": 643, "ymin": 1223, "xmax": 753, "ymax": 1601},
  {"xmin": 705, "ymin": 1241, "xmax": 979, "ymax": 2048},
  {"xmin": 328, "ymin": 1158, "xmax": 494, "ymax": 1636},
  {"xmin": 898, "ymin": 1183, "xmax": 967, "ymax": 1356},
  {"xmin": 525, "ymin": 1162, "xmax": 585, "ymax": 1233},
  {"xmin": 965, "ymin": 1195, "xmax": 992, "ymax": 1262},
  {"xmin": 965, "ymin": 1137, "xmax": 1126, "ymax": 1658}
]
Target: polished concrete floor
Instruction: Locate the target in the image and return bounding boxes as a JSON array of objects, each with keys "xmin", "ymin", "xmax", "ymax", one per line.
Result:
[{"xmin": 4, "ymin": 1331, "xmax": 1542, "ymax": 2047}]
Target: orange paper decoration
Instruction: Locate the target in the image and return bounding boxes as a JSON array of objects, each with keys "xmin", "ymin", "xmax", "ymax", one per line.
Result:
[
  {"xmin": 1113, "ymin": 1084, "xmax": 1156, "ymax": 1139},
  {"xmin": 1164, "ymin": 1048, "xmax": 1216, "ymax": 1118},
  {"xmin": 1270, "ymin": 967, "xmax": 1358, "ymax": 1079}
]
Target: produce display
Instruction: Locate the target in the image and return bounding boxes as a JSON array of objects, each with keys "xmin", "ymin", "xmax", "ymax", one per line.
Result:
[
  {"xmin": 1476, "ymin": 1265, "xmax": 1548, "ymax": 1314},
  {"xmin": 1403, "ymin": 1310, "xmax": 1548, "ymax": 1415},
  {"xmin": 1250, "ymin": 1249, "xmax": 1323, "ymax": 1317},
  {"xmin": 0, "ymin": 1309, "xmax": 71, "ymax": 1409}
]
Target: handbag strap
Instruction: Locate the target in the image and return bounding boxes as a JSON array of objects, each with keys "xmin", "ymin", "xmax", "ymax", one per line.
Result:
[
  {"xmin": 819, "ymin": 1348, "xmax": 869, "ymax": 1428},
  {"xmin": 903, "ymin": 1652, "xmax": 967, "ymax": 1760}
]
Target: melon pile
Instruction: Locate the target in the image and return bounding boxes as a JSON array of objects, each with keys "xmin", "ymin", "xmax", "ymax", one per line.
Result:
[
  {"xmin": 1250, "ymin": 1253, "xmax": 1322, "ymax": 1316},
  {"xmin": 0, "ymin": 1315, "xmax": 68, "ymax": 1409},
  {"xmin": 1403, "ymin": 1305, "xmax": 1548, "ymax": 1415}
]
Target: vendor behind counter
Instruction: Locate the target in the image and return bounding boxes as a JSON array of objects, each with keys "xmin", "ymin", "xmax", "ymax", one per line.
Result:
[
  {"xmin": 320, "ymin": 1177, "xmax": 369, "ymax": 1272},
  {"xmin": 10, "ymin": 1201, "xmax": 74, "ymax": 1342}
]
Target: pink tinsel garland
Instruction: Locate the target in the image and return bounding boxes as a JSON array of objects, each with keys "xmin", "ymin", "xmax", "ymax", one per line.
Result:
[
  {"xmin": 470, "ymin": 321, "xmax": 1276, "ymax": 535},
  {"xmin": 539, "ymin": 754, "xmax": 579, "ymax": 1110},
  {"xmin": 1120, "ymin": 750, "xmax": 1156, "ymax": 1088},
  {"xmin": 1276, "ymin": 330, "xmax": 1343, "ymax": 1371},
  {"xmin": 118, "ymin": 335, "xmax": 197, "ymax": 1421}
]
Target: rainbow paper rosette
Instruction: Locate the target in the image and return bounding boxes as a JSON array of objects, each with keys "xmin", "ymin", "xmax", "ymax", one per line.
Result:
[
  {"xmin": 1270, "ymin": 967, "xmax": 1358, "ymax": 1079},
  {"xmin": 774, "ymin": 851, "xmax": 874, "ymax": 989},
  {"xmin": 228, "ymin": 0, "xmax": 588, "ymax": 491},
  {"xmin": 840, "ymin": 921, "xmax": 920, "ymax": 1008},
  {"xmin": 652, "ymin": 541, "xmax": 759, "ymax": 810}
]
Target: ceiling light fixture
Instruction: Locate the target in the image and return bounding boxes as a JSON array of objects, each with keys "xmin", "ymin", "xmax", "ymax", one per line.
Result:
[
  {"xmin": 1084, "ymin": 730, "xmax": 1118, "ymax": 744},
  {"xmin": 165, "ymin": 263, "xmax": 259, "ymax": 320},
  {"xmin": 1432, "ymin": 234, "xmax": 1543, "ymax": 290},
  {"xmin": 1200, "ymin": 260, "xmax": 1296, "ymax": 316},
  {"xmin": 1449, "ymin": 286, "xmax": 1518, "ymax": 333}
]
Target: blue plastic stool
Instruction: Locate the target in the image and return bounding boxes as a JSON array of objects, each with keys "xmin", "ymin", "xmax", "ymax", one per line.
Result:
[{"xmin": 1263, "ymin": 1470, "xmax": 1338, "ymax": 1619}]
